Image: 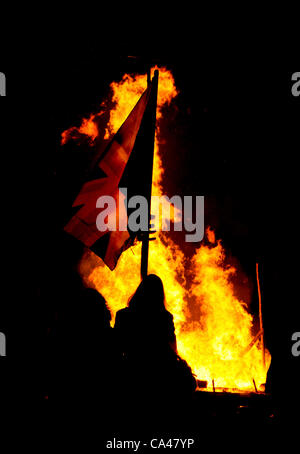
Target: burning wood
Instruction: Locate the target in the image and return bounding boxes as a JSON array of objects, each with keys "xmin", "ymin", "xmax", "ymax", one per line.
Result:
[
  {"xmin": 197, "ymin": 380, "xmax": 208, "ymax": 389},
  {"xmin": 242, "ymin": 329, "xmax": 264, "ymax": 355}
]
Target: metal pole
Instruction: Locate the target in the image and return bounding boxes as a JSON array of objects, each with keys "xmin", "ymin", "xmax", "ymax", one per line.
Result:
[
  {"xmin": 252, "ymin": 378, "xmax": 258, "ymax": 393},
  {"xmin": 140, "ymin": 69, "xmax": 159, "ymax": 280},
  {"xmin": 256, "ymin": 262, "xmax": 266, "ymax": 371}
]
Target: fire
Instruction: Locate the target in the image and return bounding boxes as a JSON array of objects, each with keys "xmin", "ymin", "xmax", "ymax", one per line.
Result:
[
  {"xmin": 206, "ymin": 226, "xmax": 216, "ymax": 244},
  {"xmin": 65, "ymin": 67, "xmax": 270, "ymax": 392},
  {"xmin": 61, "ymin": 112, "xmax": 102, "ymax": 145},
  {"xmin": 102, "ymin": 67, "xmax": 178, "ymax": 197},
  {"xmin": 180, "ymin": 238, "xmax": 271, "ymax": 390}
]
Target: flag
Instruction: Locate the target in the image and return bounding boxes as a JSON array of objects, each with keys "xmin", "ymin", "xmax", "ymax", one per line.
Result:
[{"xmin": 64, "ymin": 71, "xmax": 158, "ymax": 270}]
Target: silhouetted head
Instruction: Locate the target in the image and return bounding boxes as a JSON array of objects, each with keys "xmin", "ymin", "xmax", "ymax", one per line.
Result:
[
  {"xmin": 81, "ymin": 288, "xmax": 111, "ymax": 327},
  {"xmin": 128, "ymin": 274, "xmax": 166, "ymax": 312}
]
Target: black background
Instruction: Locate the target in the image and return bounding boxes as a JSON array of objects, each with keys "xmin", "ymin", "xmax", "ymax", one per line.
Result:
[{"xmin": 0, "ymin": 22, "xmax": 299, "ymax": 441}]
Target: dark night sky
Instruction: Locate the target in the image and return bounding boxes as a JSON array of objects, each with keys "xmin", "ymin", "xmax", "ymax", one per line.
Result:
[{"xmin": 22, "ymin": 44, "xmax": 298, "ymax": 273}]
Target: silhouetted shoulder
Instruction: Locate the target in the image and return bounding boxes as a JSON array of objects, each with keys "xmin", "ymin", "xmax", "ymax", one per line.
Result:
[
  {"xmin": 115, "ymin": 307, "xmax": 129, "ymax": 318},
  {"xmin": 164, "ymin": 311, "xmax": 177, "ymax": 350},
  {"xmin": 165, "ymin": 311, "xmax": 175, "ymax": 329},
  {"xmin": 165, "ymin": 311, "xmax": 174, "ymax": 322},
  {"xmin": 114, "ymin": 307, "xmax": 130, "ymax": 328}
]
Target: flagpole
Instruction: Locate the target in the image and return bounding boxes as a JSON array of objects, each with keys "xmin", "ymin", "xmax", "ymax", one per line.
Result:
[
  {"xmin": 141, "ymin": 69, "xmax": 159, "ymax": 280},
  {"xmin": 256, "ymin": 262, "xmax": 266, "ymax": 371}
]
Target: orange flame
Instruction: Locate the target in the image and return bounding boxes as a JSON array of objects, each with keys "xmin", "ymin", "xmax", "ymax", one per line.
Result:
[
  {"xmin": 68, "ymin": 67, "xmax": 270, "ymax": 392},
  {"xmin": 206, "ymin": 226, "xmax": 216, "ymax": 244},
  {"xmin": 181, "ymin": 236, "xmax": 271, "ymax": 390},
  {"xmin": 61, "ymin": 112, "xmax": 102, "ymax": 145}
]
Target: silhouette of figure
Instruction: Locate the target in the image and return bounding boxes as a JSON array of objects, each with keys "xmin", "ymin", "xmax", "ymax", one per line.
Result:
[
  {"xmin": 47, "ymin": 283, "xmax": 118, "ymax": 413},
  {"xmin": 115, "ymin": 274, "xmax": 177, "ymax": 358},
  {"xmin": 114, "ymin": 274, "xmax": 196, "ymax": 420}
]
